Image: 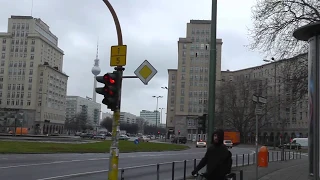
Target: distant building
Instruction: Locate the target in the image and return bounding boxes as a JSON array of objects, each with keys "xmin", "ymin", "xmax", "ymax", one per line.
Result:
[
  {"xmin": 66, "ymin": 96, "xmax": 101, "ymax": 126},
  {"xmin": 165, "ymin": 20, "xmax": 223, "ymax": 139},
  {"xmin": 140, "ymin": 110, "xmax": 160, "ymax": 126},
  {"xmin": 0, "ymin": 16, "xmax": 68, "ymax": 135},
  {"xmin": 120, "ymin": 112, "xmax": 136, "ymax": 124}
]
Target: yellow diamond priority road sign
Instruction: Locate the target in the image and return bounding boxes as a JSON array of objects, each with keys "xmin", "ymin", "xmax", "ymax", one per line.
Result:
[{"xmin": 134, "ymin": 60, "xmax": 157, "ymax": 85}]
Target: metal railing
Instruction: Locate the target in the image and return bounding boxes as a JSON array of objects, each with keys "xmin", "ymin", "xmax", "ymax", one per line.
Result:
[{"xmin": 116, "ymin": 150, "xmax": 302, "ymax": 180}]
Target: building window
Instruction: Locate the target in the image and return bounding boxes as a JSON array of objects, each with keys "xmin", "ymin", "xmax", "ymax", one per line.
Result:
[
  {"xmin": 183, "ymin": 44, "xmax": 187, "ymax": 49},
  {"xmin": 180, "ymin": 105, "xmax": 184, "ymax": 111}
]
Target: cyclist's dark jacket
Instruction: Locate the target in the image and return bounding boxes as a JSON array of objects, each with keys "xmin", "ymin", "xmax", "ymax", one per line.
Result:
[{"xmin": 194, "ymin": 129, "xmax": 230, "ymax": 180}]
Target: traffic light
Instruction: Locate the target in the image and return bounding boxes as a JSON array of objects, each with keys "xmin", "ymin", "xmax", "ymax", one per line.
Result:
[
  {"xmin": 198, "ymin": 114, "xmax": 207, "ymax": 134},
  {"xmin": 158, "ymin": 131, "xmax": 160, "ymax": 134},
  {"xmin": 96, "ymin": 71, "xmax": 121, "ymax": 111},
  {"xmin": 178, "ymin": 130, "xmax": 180, "ymax": 135}
]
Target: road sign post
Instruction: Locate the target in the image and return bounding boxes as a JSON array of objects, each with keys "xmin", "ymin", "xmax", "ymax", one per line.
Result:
[
  {"xmin": 101, "ymin": 1, "xmax": 124, "ymax": 180},
  {"xmin": 252, "ymin": 95, "xmax": 266, "ymax": 180}
]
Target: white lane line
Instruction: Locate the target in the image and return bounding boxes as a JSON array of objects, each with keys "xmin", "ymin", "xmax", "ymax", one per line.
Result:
[
  {"xmin": 0, "ymin": 152, "xmax": 202, "ymax": 170},
  {"xmin": 36, "ymin": 170, "xmax": 109, "ymax": 180},
  {"xmin": 0, "ymin": 158, "xmax": 109, "ymax": 169}
]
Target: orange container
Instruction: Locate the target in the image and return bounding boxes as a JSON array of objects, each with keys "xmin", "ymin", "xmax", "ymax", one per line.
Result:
[{"xmin": 258, "ymin": 146, "xmax": 268, "ymax": 167}]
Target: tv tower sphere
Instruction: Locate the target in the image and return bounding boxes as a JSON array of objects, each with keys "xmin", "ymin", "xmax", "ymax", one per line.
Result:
[{"xmin": 92, "ymin": 58, "xmax": 101, "ymax": 76}]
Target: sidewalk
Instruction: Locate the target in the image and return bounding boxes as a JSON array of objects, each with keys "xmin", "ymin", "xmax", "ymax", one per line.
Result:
[{"xmin": 234, "ymin": 157, "xmax": 308, "ymax": 180}]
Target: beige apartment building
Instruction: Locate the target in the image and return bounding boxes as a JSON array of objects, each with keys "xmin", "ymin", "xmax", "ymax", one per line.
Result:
[
  {"xmin": 0, "ymin": 16, "xmax": 68, "ymax": 135},
  {"xmin": 220, "ymin": 54, "xmax": 308, "ymax": 143},
  {"xmin": 166, "ymin": 20, "xmax": 222, "ymax": 141}
]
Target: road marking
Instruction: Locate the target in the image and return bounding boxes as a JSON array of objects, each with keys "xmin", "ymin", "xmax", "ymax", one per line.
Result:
[
  {"xmin": 36, "ymin": 170, "xmax": 109, "ymax": 180},
  {"xmin": 0, "ymin": 152, "xmax": 202, "ymax": 169},
  {"xmin": 0, "ymin": 158, "xmax": 109, "ymax": 169}
]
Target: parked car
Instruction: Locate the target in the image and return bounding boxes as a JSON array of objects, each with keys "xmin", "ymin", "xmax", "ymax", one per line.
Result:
[
  {"xmin": 139, "ymin": 136, "xmax": 150, "ymax": 142},
  {"xmin": 171, "ymin": 137, "xmax": 187, "ymax": 144},
  {"xmin": 80, "ymin": 133, "xmax": 94, "ymax": 139},
  {"xmin": 196, "ymin": 140, "xmax": 207, "ymax": 148},
  {"xmin": 279, "ymin": 142, "xmax": 301, "ymax": 149},
  {"xmin": 119, "ymin": 135, "xmax": 130, "ymax": 140},
  {"xmin": 93, "ymin": 134, "xmax": 106, "ymax": 140},
  {"xmin": 223, "ymin": 140, "xmax": 233, "ymax": 148},
  {"xmin": 74, "ymin": 132, "xmax": 82, "ymax": 136}
]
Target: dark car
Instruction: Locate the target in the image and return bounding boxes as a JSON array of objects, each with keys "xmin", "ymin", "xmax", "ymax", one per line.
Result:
[
  {"xmin": 171, "ymin": 137, "xmax": 187, "ymax": 144},
  {"xmin": 80, "ymin": 133, "xmax": 94, "ymax": 139},
  {"xmin": 279, "ymin": 142, "xmax": 301, "ymax": 150}
]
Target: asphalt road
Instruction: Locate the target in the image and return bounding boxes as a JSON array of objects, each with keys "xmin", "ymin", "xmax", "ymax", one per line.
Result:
[{"xmin": 0, "ymin": 146, "xmax": 256, "ymax": 180}]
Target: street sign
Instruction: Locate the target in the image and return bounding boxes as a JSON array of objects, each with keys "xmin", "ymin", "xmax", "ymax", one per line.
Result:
[
  {"xmin": 252, "ymin": 95, "xmax": 258, "ymax": 102},
  {"xmin": 134, "ymin": 60, "xmax": 157, "ymax": 85},
  {"xmin": 110, "ymin": 45, "xmax": 127, "ymax": 66},
  {"xmin": 258, "ymin": 97, "xmax": 267, "ymax": 104},
  {"xmin": 134, "ymin": 139, "xmax": 139, "ymax": 145},
  {"xmin": 255, "ymin": 108, "xmax": 263, "ymax": 115}
]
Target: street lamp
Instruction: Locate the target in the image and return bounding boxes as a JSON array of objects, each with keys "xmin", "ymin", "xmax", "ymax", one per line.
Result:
[
  {"xmin": 263, "ymin": 57, "xmax": 282, "ymax": 152},
  {"xmin": 152, "ymin": 96, "xmax": 163, "ymax": 127}
]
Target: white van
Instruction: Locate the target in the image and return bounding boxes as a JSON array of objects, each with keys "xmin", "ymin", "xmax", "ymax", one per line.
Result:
[{"xmin": 292, "ymin": 138, "xmax": 308, "ymax": 148}]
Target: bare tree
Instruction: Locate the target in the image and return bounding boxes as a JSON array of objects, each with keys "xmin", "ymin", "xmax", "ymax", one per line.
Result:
[
  {"xmin": 249, "ymin": 0, "xmax": 320, "ymax": 58},
  {"xmin": 217, "ymin": 79, "xmax": 274, "ymax": 143},
  {"xmin": 100, "ymin": 117, "xmax": 113, "ymax": 132},
  {"xmin": 277, "ymin": 53, "xmax": 308, "ymax": 102},
  {"xmin": 65, "ymin": 113, "xmax": 88, "ymax": 132}
]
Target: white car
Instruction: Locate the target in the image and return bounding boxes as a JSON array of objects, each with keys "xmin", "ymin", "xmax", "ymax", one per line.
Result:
[
  {"xmin": 196, "ymin": 140, "xmax": 207, "ymax": 148},
  {"xmin": 224, "ymin": 140, "xmax": 233, "ymax": 148},
  {"xmin": 139, "ymin": 136, "xmax": 150, "ymax": 142}
]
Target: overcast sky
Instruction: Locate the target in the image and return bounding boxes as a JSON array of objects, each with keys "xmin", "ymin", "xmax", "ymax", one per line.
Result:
[{"xmin": 0, "ymin": 0, "xmax": 266, "ymax": 123}]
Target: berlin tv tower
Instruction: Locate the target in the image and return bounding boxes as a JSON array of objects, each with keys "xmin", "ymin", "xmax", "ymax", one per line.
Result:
[{"xmin": 91, "ymin": 41, "xmax": 101, "ymax": 102}]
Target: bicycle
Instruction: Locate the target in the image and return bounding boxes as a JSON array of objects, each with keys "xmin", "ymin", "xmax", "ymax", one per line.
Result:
[
  {"xmin": 193, "ymin": 173, "xmax": 206, "ymax": 180},
  {"xmin": 193, "ymin": 172, "xmax": 237, "ymax": 180}
]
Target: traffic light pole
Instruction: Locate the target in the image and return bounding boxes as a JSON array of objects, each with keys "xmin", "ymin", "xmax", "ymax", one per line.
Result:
[{"xmin": 102, "ymin": 1, "xmax": 123, "ymax": 180}]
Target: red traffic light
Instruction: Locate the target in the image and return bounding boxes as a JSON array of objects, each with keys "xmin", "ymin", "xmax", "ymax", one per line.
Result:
[
  {"xmin": 103, "ymin": 87, "xmax": 114, "ymax": 96},
  {"xmin": 104, "ymin": 74, "xmax": 116, "ymax": 84},
  {"xmin": 158, "ymin": 131, "xmax": 160, "ymax": 134}
]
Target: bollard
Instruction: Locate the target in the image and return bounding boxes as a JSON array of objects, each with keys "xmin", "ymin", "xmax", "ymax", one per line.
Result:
[
  {"xmin": 236, "ymin": 154, "xmax": 238, "ymax": 167},
  {"xmin": 268, "ymin": 152, "xmax": 270, "ymax": 162},
  {"xmin": 171, "ymin": 162, "xmax": 175, "ymax": 180},
  {"xmin": 277, "ymin": 151, "xmax": 279, "ymax": 161},
  {"xmin": 193, "ymin": 159, "xmax": 196, "ymax": 169},
  {"xmin": 300, "ymin": 151, "xmax": 301, "ymax": 159},
  {"xmin": 240, "ymin": 170, "xmax": 243, "ymax": 180},
  {"xmin": 183, "ymin": 160, "xmax": 187, "ymax": 180},
  {"xmin": 157, "ymin": 164, "xmax": 160, "ymax": 180},
  {"xmin": 285, "ymin": 151, "xmax": 287, "ymax": 161},
  {"xmin": 253, "ymin": 153, "xmax": 255, "ymax": 165},
  {"xmin": 272, "ymin": 151, "xmax": 274, "ymax": 162},
  {"xmin": 247, "ymin": 153, "xmax": 250, "ymax": 165},
  {"xmin": 258, "ymin": 146, "xmax": 268, "ymax": 167},
  {"xmin": 120, "ymin": 169, "xmax": 124, "ymax": 180},
  {"xmin": 242, "ymin": 154, "xmax": 245, "ymax": 166}
]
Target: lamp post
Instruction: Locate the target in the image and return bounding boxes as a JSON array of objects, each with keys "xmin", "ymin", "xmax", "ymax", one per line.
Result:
[
  {"xmin": 161, "ymin": 86, "xmax": 169, "ymax": 139},
  {"xmin": 152, "ymin": 96, "xmax": 163, "ymax": 127},
  {"xmin": 263, "ymin": 58, "xmax": 283, "ymax": 154}
]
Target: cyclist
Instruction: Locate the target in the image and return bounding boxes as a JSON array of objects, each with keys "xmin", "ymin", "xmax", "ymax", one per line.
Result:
[{"xmin": 191, "ymin": 129, "xmax": 231, "ymax": 180}]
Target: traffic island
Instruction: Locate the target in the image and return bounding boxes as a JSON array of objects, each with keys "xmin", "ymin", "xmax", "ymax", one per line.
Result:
[{"xmin": 0, "ymin": 140, "xmax": 189, "ymax": 154}]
